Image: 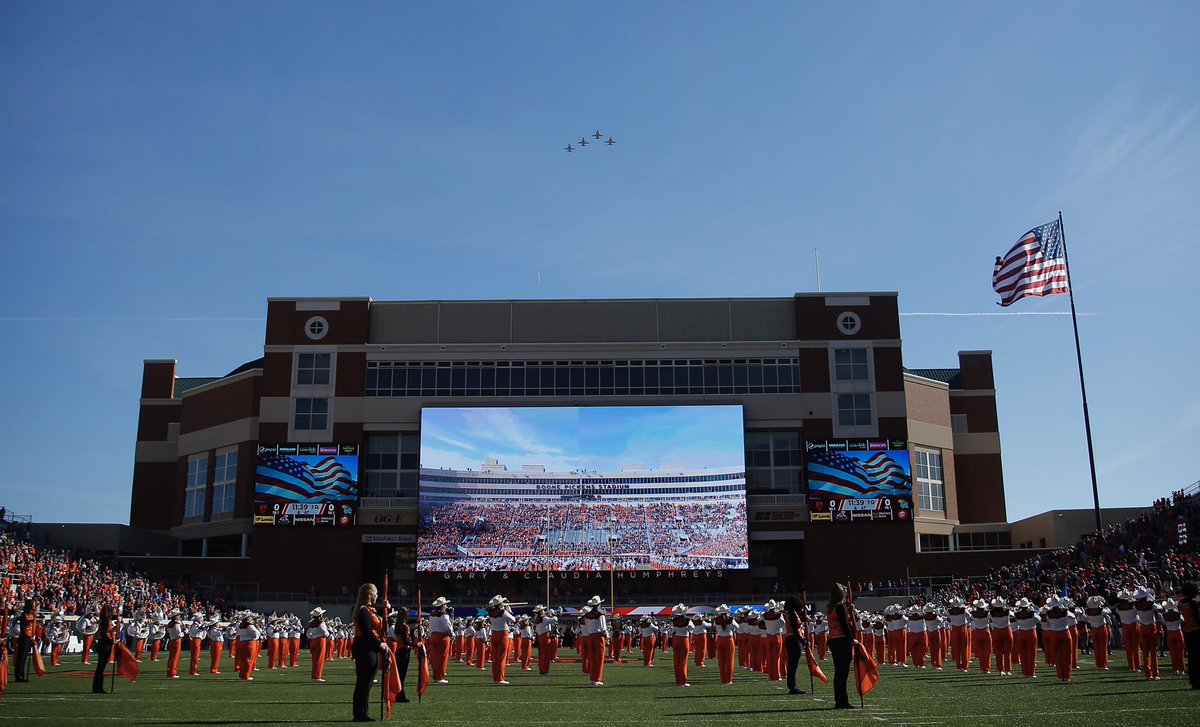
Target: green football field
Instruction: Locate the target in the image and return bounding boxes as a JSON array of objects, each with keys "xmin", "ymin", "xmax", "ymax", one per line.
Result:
[{"xmin": 1, "ymin": 649, "xmax": 1194, "ymax": 726}]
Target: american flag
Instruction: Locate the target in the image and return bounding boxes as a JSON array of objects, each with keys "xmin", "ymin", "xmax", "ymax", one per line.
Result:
[
  {"xmin": 992, "ymin": 218, "xmax": 1070, "ymax": 307},
  {"xmin": 807, "ymin": 451, "xmax": 911, "ymax": 499},
  {"xmin": 256, "ymin": 455, "xmax": 357, "ymax": 503}
]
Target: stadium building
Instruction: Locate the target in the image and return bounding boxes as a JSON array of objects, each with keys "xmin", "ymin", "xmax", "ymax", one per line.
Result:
[{"xmin": 130, "ymin": 293, "xmax": 1030, "ymax": 600}]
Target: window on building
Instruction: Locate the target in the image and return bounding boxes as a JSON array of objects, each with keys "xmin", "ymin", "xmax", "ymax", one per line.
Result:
[
  {"xmin": 744, "ymin": 430, "xmax": 802, "ymax": 494},
  {"xmin": 365, "ymin": 433, "xmax": 420, "ymax": 497},
  {"xmin": 294, "ymin": 398, "xmax": 328, "ymax": 430},
  {"xmin": 836, "ymin": 393, "xmax": 872, "ymax": 426},
  {"xmin": 296, "ymin": 353, "xmax": 331, "ymax": 386},
  {"xmin": 834, "ymin": 348, "xmax": 869, "ymax": 381},
  {"xmin": 183, "ymin": 455, "xmax": 208, "ymax": 519},
  {"xmin": 918, "ymin": 534, "xmax": 950, "ymax": 552},
  {"xmin": 956, "ymin": 531, "xmax": 1013, "ymax": 551},
  {"xmin": 914, "ymin": 449, "xmax": 945, "ymax": 513},
  {"xmin": 211, "ymin": 449, "xmax": 238, "ymax": 515},
  {"xmin": 951, "ymin": 414, "xmax": 968, "ymax": 433}
]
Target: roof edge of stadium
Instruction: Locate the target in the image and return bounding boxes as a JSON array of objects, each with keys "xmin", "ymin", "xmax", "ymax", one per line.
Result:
[
  {"xmin": 903, "ymin": 367, "xmax": 963, "ymax": 388},
  {"xmin": 270, "ymin": 292, "xmax": 900, "ymax": 305},
  {"xmin": 172, "ymin": 357, "xmax": 264, "ymax": 399}
]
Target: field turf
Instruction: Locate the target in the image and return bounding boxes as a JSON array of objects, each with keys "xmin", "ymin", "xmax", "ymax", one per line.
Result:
[{"xmin": 1, "ymin": 649, "xmax": 1195, "ymax": 726}]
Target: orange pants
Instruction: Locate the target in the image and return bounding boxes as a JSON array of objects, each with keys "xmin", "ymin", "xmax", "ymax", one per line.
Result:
[
  {"xmin": 209, "ymin": 641, "xmax": 223, "ymax": 673},
  {"xmin": 1120, "ymin": 623, "xmax": 1140, "ymax": 671},
  {"xmin": 951, "ymin": 626, "xmax": 970, "ymax": 670},
  {"xmin": 736, "ymin": 634, "xmax": 747, "ymax": 668},
  {"xmin": 1139, "ymin": 624, "xmax": 1159, "ymax": 679},
  {"xmin": 1089, "ymin": 625, "xmax": 1110, "ymax": 669},
  {"xmin": 167, "ymin": 639, "xmax": 182, "ymax": 677},
  {"xmin": 309, "ymin": 639, "xmax": 326, "ymax": 680},
  {"xmin": 475, "ymin": 639, "xmax": 488, "ymax": 670},
  {"xmin": 518, "ymin": 637, "xmax": 532, "ymax": 670},
  {"xmin": 909, "ymin": 631, "xmax": 928, "ymax": 667},
  {"xmin": 289, "ymin": 637, "xmax": 300, "ymax": 667},
  {"xmin": 692, "ymin": 633, "xmax": 707, "ymax": 667},
  {"xmin": 51, "ymin": 643, "xmax": 63, "ymax": 666},
  {"xmin": 970, "ymin": 629, "xmax": 992, "ymax": 673},
  {"xmin": 538, "ymin": 633, "xmax": 553, "ymax": 674},
  {"xmin": 236, "ymin": 641, "xmax": 254, "ymax": 680},
  {"xmin": 490, "ymin": 632, "xmax": 510, "ymax": 682},
  {"xmin": 873, "ymin": 632, "xmax": 886, "ymax": 663},
  {"xmin": 991, "ymin": 627, "xmax": 1013, "ymax": 673},
  {"xmin": 189, "ymin": 638, "xmax": 202, "ymax": 675},
  {"xmin": 716, "ymin": 636, "xmax": 734, "ymax": 684},
  {"xmin": 588, "ymin": 634, "xmax": 606, "ymax": 682},
  {"xmin": 1166, "ymin": 629, "xmax": 1185, "ymax": 672},
  {"xmin": 1049, "ymin": 629, "xmax": 1074, "ymax": 681},
  {"xmin": 816, "ymin": 631, "xmax": 828, "ymax": 659},
  {"xmin": 134, "ymin": 638, "xmax": 146, "ymax": 661},
  {"xmin": 428, "ymin": 633, "xmax": 450, "ymax": 680},
  {"xmin": 1013, "ymin": 629, "xmax": 1036, "ymax": 676},
  {"xmin": 672, "ymin": 636, "xmax": 690, "ymax": 685},
  {"xmin": 642, "ymin": 635, "xmax": 656, "ymax": 666},
  {"xmin": 464, "ymin": 637, "xmax": 475, "ymax": 664},
  {"xmin": 929, "ymin": 630, "xmax": 943, "ymax": 668},
  {"xmin": 81, "ymin": 635, "xmax": 94, "ymax": 664},
  {"xmin": 887, "ymin": 630, "xmax": 906, "ymax": 665}
]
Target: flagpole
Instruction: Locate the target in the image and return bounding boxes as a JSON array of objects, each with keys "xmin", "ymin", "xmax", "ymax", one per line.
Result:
[{"xmin": 1058, "ymin": 211, "xmax": 1103, "ymax": 533}]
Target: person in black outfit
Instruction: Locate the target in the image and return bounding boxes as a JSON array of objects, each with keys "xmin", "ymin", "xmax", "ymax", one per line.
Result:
[
  {"xmin": 826, "ymin": 583, "xmax": 856, "ymax": 710},
  {"xmin": 783, "ymin": 596, "xmax": 809, "ymax": 694},
  {"xmin": 392, "ymin": 607, "xmax": 413, "ymax": 703},
  {"xmin": 1181, "ymin": 580, "xmax": 1200, "ymax": 690},
  {"xmin": 15, "ymin": 599, "xmax": 35, "ymax": 682},
  {"xmin": 351, "ymin": 583, "xmax": 389, "ymax": 722},
  {"xmin": 93, "ymin": 603, "xmax": 115, "ymax": 694}
]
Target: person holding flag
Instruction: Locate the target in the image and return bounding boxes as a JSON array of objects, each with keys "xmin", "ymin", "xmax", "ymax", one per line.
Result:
[
  {"xmin": 783, "ymin": 596, "xmax": 814, "ymax": 694},
  {"xmin": 350, "ymin": 583, "xmax": 390, "ymax": 722},
  {"xmin": 826, "ymin": 583, "xmax": 858, "ymax": 710}
]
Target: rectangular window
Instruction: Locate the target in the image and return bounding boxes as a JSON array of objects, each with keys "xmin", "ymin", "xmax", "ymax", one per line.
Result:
[
  {"xmin": 956, "ymin": 531, "xmax": 1013, "ymax": 551},
  {"xmin": 211, "ymin": 449, "xmax": 238, "ymax": 515},
  {"xmin": 294, "ymin": 398, "xmax": 328, "ymax": 430},
  {"xmin": 918, "ymin": 534, "xmax": 950, "ymax": 552},
  {"xmin": 914, "ymin": 449, "xmax": 945, "ymax": 513},
  {"xmin": 183, "ymin": 455, "xmax": 208, "ymax": 519},
  {"xmin": 296, "ymin": 353, "xmax": 331, "ymax": 386},
  {"xmin": 836, "ymin": 393, "xmax": 872, "ymax": 426},
  {"xmin": 744, "ymin": 430, "xmax": 802, "ymax": 494},
  {"xmin": 834, "ymin": 348, "xmax": 869, "ymax": 381},
  {"xmin": 951, "ymin": 414, "xmax": 968, "ymax": 434},
  {"xmin": 365, "ymin": 433, "xmax": 420, "ymax": 497}
]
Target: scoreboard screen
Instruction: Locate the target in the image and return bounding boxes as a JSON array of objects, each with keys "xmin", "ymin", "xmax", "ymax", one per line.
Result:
[
  {"xmin": 805, "ymin": 439, "xmax": 912, "ymax": 523},
  {"xmin": 254, "ymin": 444, "xmax": 359, "ymax": 527}
]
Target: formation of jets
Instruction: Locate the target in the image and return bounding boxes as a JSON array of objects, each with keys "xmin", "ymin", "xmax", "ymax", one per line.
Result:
[{"xmin": 565, "ymin": 129, "xmax": 615, "ymax": 152}]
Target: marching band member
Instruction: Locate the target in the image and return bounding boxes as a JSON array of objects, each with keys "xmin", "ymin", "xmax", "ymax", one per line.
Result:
[
  {"xmin": 462, "ymin": 618, "xmax": 477, "ymax": 665},
  {"xmin": 165, "ymin": 609, "xmax": 185, "ymax": 679},
  {"xmin": 235, "ymin": 612, "xmax": 261, "ymax": 681},
  {"xmin": 946, "ymin": 597, "xmax": 971, "ymax": 672},
  {"xmin": 473, "ymin": 617, "xmax": 490, "ymax": 671},
  {"xmin": 128, "ymin": 612, "xmax": 147, "ymax": 661},
  {"xmin": 1161, "ymin": 599, "xmax": 1186, "ymax": 675},
  {"xmin": 884, "ymin": 604, "xmax": 907, "ymax": 667},
  {"xmin": 1134, "ymin": 588, "xmax": 1161, "ymax": 680},
  {"xmin": 224, "ymin": 619, "xmax": 237, "ymax": 671},
  {"xmin": 428, "ymin": 596, "xmax": 453, "ymax": 683},
  {"xmin": 265, "ymin": 616, "xmax": 281, "ymax": 670},
  {"xmin": 533, "ymin": 605, "xmax": 555, "ymax": 675},
  {"xmin": 763, "ymin": 600, "xmax": 786, "ymax": 681},
  {"xmin": 188, "ymin": 611, "xmax": 207, "ymax": 676},
  {"xmin": 77, "ymin": 607, "xmax": 98, "ymax": 665},
  {"xmin": 871, "ymin": 613, "xmax": 887, "ymax": 664},
  {"xmin": 713, "ymin": 604, "xmax": 738, "ymax": 685},
  {"xmin": 691, "ymin": 614, "xmax": 708, "ymax": 669},
  {"xmin": 307, "ymin": 607, "xmax": 329, "ymax": 683},
  {"xmin": 487, "ymin": 595, "xmax": 517, "ymax": 685},
  {"xmin": 47, "ymin": 613, "xmax": 68, "ymax": 666},
  {"xmin": 1045, "ymin": 597, "xmax": 1074, "ymax": 682},
  {"xmin": 1115, "ymin": 590, "xmax": 1140, "ymax": 671},
  {"xmin": 968, "ymin": 599, "xmax": 992, "ymax": 674},
  {"xmin": 814, "ymin": 612, "xmax": 829, "ymax": 660},
  {"xmin": 907, "ymin": 605, "xmax": 928, "ymax": 668},
  {"xmin": 923, "ymin": 605, "xmax": 944, "ymax": 670},
  {"xmin": 207, "ymin": 616, "xmax": 224, "ymax": 674},
  {"xmin": 1084, "ymin": 596, "xmax": 1111, "ymax": 670},
  {"xmin": 288, "ymin": 616, "xmax": 302, "ymax": 668},
  {"xmin": 989, "ymin": 598, "xmax": 1013, "ymax": 675},
  {"xmin": 149, "ymin": 617, "xmax": 166, "ymax": 663},
  {"xmin": 517, "ymin": 614, "xmax": 534, "ymax": 671},
  {"xmin": 638, "ymin": 615, "xmax": 659, "ymax": 667},
  {"xmin": 581, "ymin": 595, "xmax": 607, "ymax": 686},
  {"xmin": 14, "ymin": 599, "xmax": 35, "ymax": 682},
  {"xmin": 670, "ymin": 604, "xmax": 692, "ymax": 687},
  {"xmin": 1012, "ymin": 598, "xmax": 1039, "ymax": 678}
]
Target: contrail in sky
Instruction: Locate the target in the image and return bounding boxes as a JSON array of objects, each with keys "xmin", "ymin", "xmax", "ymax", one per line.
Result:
[
  {"xmin": 0, "ymin": 316, "xmax": 266, "ymax": 322},
  {"xmin": 899, "ymin": 311, "xmax": 1087, "ymax": 317}
]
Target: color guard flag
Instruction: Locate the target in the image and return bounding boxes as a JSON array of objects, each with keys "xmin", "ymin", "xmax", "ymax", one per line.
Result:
[
  {"xmin": 853, "ymin": 641, "xmax": 879, "ymax": 696},
  {"xmin": 806, "ymin": 647, "xmax": 829, "ymax": 683},
  {"xmin": 32, "ymin": 648, "xmax": 46, "ymax": 677},
  {"xmin": 383, "ymin": 649, "xmax": 402, "ymax": 717},
  {"xmin": 115, "ymin": 642, "xmax": 140, "ymax": 683},
  {"xmin": 992, "ymin": 218, "xmax": 1070, "ymax": 307}
]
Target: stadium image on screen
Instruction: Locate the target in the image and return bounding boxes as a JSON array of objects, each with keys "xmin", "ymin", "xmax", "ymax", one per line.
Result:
[
  {"xmin": 417, "ymin": 405, "xmax": 749, "ymax": 572},
  {"xmin": 254, "ymin": 444, "xmax": 359, "ymax": 527},
  {"xmin": 805, "ymin": 438, "xmax": 912, "ymax": 523}
]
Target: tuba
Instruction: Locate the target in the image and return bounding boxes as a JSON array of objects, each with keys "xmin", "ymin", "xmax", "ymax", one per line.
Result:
[{"xmin": 78, "ymin": 619, "xmax": 100, "ymax": 636}]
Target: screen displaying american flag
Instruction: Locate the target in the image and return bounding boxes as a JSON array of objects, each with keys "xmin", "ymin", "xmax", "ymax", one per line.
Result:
[{"xmin": 992, "ymin": 218, "xmax": 1070, "ymax": 307}]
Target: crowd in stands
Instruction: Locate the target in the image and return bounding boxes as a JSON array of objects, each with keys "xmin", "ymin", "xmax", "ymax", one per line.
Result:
[{"xmin": 417, "ymin": 498, "xmax": 748, "ymax": 570}]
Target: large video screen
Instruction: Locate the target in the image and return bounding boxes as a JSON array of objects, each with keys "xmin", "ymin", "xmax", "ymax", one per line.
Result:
[
  {"xmin": 805, "ymin": 439, "xmax": 912, "ymax": 523},
  {"xmin": 417, "ymin": 406, "xmax": 748, "ymax": 572},
  {"xmin": 254, "ymin": 444, "xmax": 359, "ymax": 527}
]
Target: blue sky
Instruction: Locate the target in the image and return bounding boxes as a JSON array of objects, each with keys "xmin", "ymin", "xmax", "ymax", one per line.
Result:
[
  {"xmin": 1, "ymin": 1, "xmax": 1197, "ymax": 523},
  {"xmin": 420, "ymin": 405, "xmax": 746, "ymax": 473}
]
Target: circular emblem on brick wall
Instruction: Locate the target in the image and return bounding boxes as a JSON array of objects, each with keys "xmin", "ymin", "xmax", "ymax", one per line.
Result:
[
  {"xmin": 836, "ymin": 311, "xmax": 861, "ymax": 336},
  {"xmin": 304, "ymin": 316, "xmax": 329, "ymax": 340}
]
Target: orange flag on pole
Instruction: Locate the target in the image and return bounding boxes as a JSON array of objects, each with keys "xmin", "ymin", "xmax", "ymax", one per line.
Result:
[
  {"xmin": 854, "ymin": 641, "xmax": 879, "ymax": 696},
  {"xmin": 382, "ymin": 649, "xmax": 402, "ymax": 717},
  {"xmin": 115, "ymin": 642, "xmax": 140, "ymax": 683},
  {"xmin": 32, "ymin": 648, "xmax": 46, "ymax": 677},
  {"xmin": 806, "ymin": 648, "xmax": 829, "ymax": 683}
]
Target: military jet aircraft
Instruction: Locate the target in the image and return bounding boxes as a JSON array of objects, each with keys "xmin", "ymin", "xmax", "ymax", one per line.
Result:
[{"xmin": 564, "ymin": 143, "xmax": 575, "ymax": 153}]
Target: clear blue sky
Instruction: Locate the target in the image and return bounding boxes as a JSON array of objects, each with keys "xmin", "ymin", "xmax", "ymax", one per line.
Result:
[
  {"xmin": 2, "ymin": 1, "xmax": 1197, "ymax": 524},
  {"xmin": 421, "ymin": 405, "xmax": 745, "ymax": 473}
]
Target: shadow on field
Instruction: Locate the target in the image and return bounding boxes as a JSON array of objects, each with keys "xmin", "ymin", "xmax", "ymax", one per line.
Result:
[
  {"xmin": 666, "ymin": 708, "xmax": 831, "ymax": 716},
  {"xmin": 162, "ymin": 722, "xmax": 334, "ymax": 725},
  {"xmin": 1075, "ymin": 688, "xmax": 1192, "ymax": 696}
]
